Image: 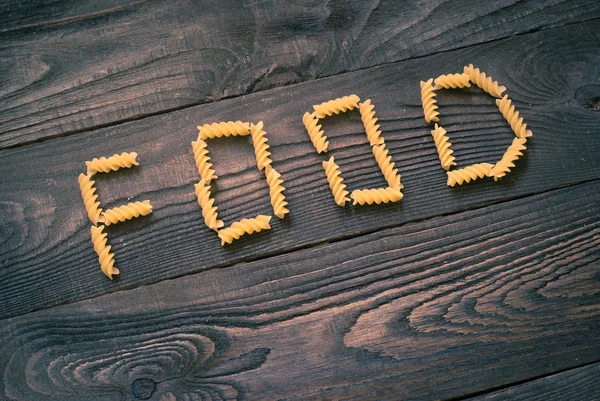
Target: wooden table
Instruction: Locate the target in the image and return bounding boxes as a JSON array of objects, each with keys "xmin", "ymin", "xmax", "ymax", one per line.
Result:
[{"xmin": 1, "ymin": 1, "xmax": 600, "ymax": 400}]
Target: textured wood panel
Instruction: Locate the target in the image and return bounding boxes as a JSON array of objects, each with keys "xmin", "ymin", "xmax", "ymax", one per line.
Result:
[
  {"xmin": 1, "ymin": 0, "xmax": 599, "ymax": 147},
  {"xmin": 1, "ymin": 180, "xmax": 599, "ymax": 400},
  {"xmin": 1, "ymin": 20, "xmax": 599, "ymax": 320}
]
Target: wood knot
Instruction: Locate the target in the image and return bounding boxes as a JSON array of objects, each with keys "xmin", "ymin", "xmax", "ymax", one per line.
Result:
[
  {"xmin": 575, "ymin": 84, "xmax": 600, "ymax": 112},
  {"xmin": 131, "ymin": 378, "xmax": 156, "ymax": 400}
]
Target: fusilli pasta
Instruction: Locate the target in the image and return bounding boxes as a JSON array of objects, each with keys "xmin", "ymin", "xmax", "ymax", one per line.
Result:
[
  {"xmin": 78, "ymin": 173, "xmax": 103, "ymax": 225},
  {"xmin": 359, "ymin": 99, "xmax": 384, "ymax": 146},
  {"xmin": 198, "ymin": 121, "xmax": 250, "ymax": 140},
  {"xmin": 303, "ymin": 112, "xmax": 329, "ymax": 153},
  {"xmin": 102, "ymin": 200, "xmax": 153, "ymax": 226},
  {"xmin": 464, "ymin": 64, "xmax": 506, "ymax": 98},
  {"xmin": 430, "ymin": 123, "xmax": 456, "ymax": 170},
  {"xmin": 191, "ymin": 138, "xmax": 218, "ymax": 184},
  {"xmin": 194, "ymin": 179, "xmax": 224, "ymax": 231},
  {"xmin": 351, "ymin": 187, "xmax": 403, "ymax": 206},
  {"xmin": 434, "ymin": 73, "xmax": 471, "ymax": 89},
  {"xmin": 86, "ymin": 152, "xmax": 139, "ymax": 175},
  {"xmin": 489, "ymin": 138, "xmax": 527, "ymax": 181},
  {"xmin": 250, "ymin": 121, "xmax": 272, "ymax": 171},
  {"xmin": 90, "ymin": 225, "xmax": 119, "ymax": 280},
  {"xmin": 447, "ymin": 163, "xmax": 494, "ymax": 187},
  {"xmin": 263, "ymin": 166, "xmax": 288, "ymax": 219},
  {"xmin": 372, "ymin": 144, "xmax": 402, "ymax": 190},
  {"xmin": 322, "ymin": 156, "xmax": 350, "ymax": 206},
  {"xmin": 496, "ymin": 95, "xmax": 533, "ymax": 139},
  {"xmin": 420, "ymin": 79, "xmax": 439, "ymax": 123},
  {"xmin": 218, "ymin": 215, "xmax": 272, "ymax": 245},
  {"xmin": 313, "ymin": 94, "xmax": 360, "ymax": 118}
]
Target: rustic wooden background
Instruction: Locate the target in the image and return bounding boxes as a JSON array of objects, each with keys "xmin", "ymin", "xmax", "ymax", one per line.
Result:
[{"xmin": 1, "ymin": 0, "xmax": 600, "ymax": 400}]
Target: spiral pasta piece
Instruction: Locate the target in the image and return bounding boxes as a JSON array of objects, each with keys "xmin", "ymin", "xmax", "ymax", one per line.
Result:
[
  {"xmin": 351, "ymin": 187, "xmax": 403, "ymax": 206},
  {"xmin": 447, "ymin": 163, "xmax": 494, "ymax": 187},
  {"xmin": 250, "ymin": 121, "xmax": 272, "ymax": 171},
  {"xmin": 430, "ymin": 124, "xmax": 456, "ymax": 170},
  {"xmin": 372, "ymin": 144, "xmax": 402, "ymax": 190},
  {"xmin": 303, "ymin": 112, "xmax": 329, "ymax": 153},
  {"xmin": 191, "ymin": 138, "xmax": 218, "ymax": 184},
  {"xmin": 489, "ymin": 138, "xmax": 527, "ymax": 181},
  {"xmin": 102, "ymin": 200, "xmax": 153, "ymax": 226},
  {"xmin": 218, "ymin": 215, "xmax": 272, "ymax": 245},
  {"xmin": 359, "ymin": 99, "xmax": 384, "ymax": 146},
  {"xmin": 434, "ymin": 73, "xmax": 471, "ymax": 89},
  {"xmin": 313, "ymin": 94, "xmax": 360, "ymax": 118},
  {"xmin": 90, "ymin": 225, "xmax": 119, "ymax": 280},
  {"xmin": 496, "ymin": 95, "xmax": 533, "ymax": 139},
  {"xmin": 194, "ymin": 179, "xmax": 224, "ymax": 231},
  {"xmin": 78, "ymin": 173, "xmax": 103, "ymax": 225},
  {"xmin": 322, "ymin": 156, "xmax": 350, "ymax": 207},
  {"xmin": 264, "ymin": 166, "xmax": 288, "ymax": 219},
  {"xmin": 197, "ymin": 121, "xmax": 250, "ymax": 140},
  {"xmin": 86, "ymin": 152, "xmax": 139, "ymax": 175},
  {"xmin": 420, "ymin": 79, "xmax": 439, "ymax": 123},
  {"xmin": 464, "ymin": 64, "xmax": 506, "ymax": 98}
]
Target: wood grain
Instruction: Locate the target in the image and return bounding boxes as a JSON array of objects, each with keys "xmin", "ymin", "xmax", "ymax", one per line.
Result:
[
  {"xmin": 1, "ymin": 0, "xmax": 599, "ymax": 148},
  {"xmin": 1, "ymin": 20, "xmax": 599, "ymax": 320},
  {"xmin": 1, "ymin": 180, "xmax": 599, "ymax": 400},
  {"xmin": 468, "ymin": 362, "xmax": 600, "ymax": 401}
]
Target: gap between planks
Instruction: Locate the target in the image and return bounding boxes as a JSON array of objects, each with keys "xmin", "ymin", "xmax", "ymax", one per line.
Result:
[{"xmin": 454, "ymin": 359, "xmax": 600, "ymax": 401}]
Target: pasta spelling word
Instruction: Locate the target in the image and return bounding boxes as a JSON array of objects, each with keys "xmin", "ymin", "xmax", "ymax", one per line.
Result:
[{"xmin": 78, "ymin": 64, "xmax": 532, "ymax": 278}]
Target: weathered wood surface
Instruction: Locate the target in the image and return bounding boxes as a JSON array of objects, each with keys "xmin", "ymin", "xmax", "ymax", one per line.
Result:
[
  {"xmin": 1, "ymin": 20, "xmax": 599, "ymax": 320},
  {"xmin": 469, "ymin": 362, "xmax": 600, "ymax": 401},
  {"xmin": 1, "ymin": 179, "xmax": 599, "ymax": 400},
  {"xmin": 1, "ymin": 0, "xmax": 600, "ymax": 148}
]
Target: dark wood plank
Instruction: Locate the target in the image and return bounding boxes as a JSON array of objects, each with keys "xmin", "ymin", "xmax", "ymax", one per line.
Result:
[
  {"xmin": 468, "ymin": 362, "xmax": 600, "ymax": 401},
  {"xmin": 1, "ymin": 20, "xmax": 599, "ymax": 320},
  {"xmin": 1, "ymin": 180, "xmax": 599, "ymax": 401},
  {"xmin": 1, "ymin": 0, "xmax": 599, "ymax": 148}
]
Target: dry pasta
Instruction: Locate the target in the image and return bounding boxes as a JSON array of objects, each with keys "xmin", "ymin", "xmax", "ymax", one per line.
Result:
[
  {"xmin": 434, "ymin": 73, "xmax": 471, "ymax": 89},
  {"xmin": 313, "ymin": 94, "xmax": 360, "ymax": 118},
  {"xmin": 86, "ymin": 152, "xmax": 138, "ymax": 175},
  {"xmin": 430, "ymin": 123, "xmax": 456, "ymax": 170},
  {"xmin": 489, "ymin": 138, "xmax": 527, "ymax": 181},
  {"xmin": 372, "ymin": 144, "xmax": 402, "ymax": 190},
  {"xmin": 265, "ymin": 166, "xmax": 288, "ymax": 219},
  {"xmin": 359, "ymin": 99, "xmax": 384, "ymax": 146},
  {"xmin": 303, "ymin": 112, "xmax": 329, "ymax": 153},
  {"xmin": 250, "ymin": 121, "xmax": 272, "ymax": 171},
  {"xmin": 496, "ymin": 95, "xmax": 533, "ymax": 139},
  {"xmin": 191, "ymin": 138, "xmax": 218, "ymax": 184},
  {"xmin": 78, "ymin": 173, "xmax": 103, "ymax": 225},
  {"xmin": 464, "ymin": 64, "xmax": 506, "ymax": 98},
  {"xmin": 218, "ymin": 215, "xmax": 272, "ymax": 245},
  {"xmin": 102, "ymin": 200, "xmax": 153, "ymax": 226},
  {"xmin": 194, "ymin": 179, "xmax": 224, "ymax": 231},
  {"xmin": 351, "ymin": 187, "xmax": 403, "ymax": 206},
  {"xmin": 446, "ymin": 163, "xmax": 494, "ymax": 187},
  {"xmin": 322, "ymin": 156, "xmax": 350, "ymax": 206},
  {"xmin": 420, "ymin": 79, "xmax": 439, "ymax": 123},
  {"xmin": 198, "ymin": 121, "xmax": 250, "ymax": 140},
  {"xmin": 90, "ymin": 225, "xmax": 119, "ymax": 280}
]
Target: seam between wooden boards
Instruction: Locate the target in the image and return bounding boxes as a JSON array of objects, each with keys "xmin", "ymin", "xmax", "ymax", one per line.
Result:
[
  {"xmin": 1, "ymin": 175, "xmax": 597, "ymax": 325},
  {"xmin": 1, "ymin": 15, "xmax": 599, "ymax": 152},
  {"xmin": 451, "ymin": 359, "xmax": 600, "ymax": 401}
]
